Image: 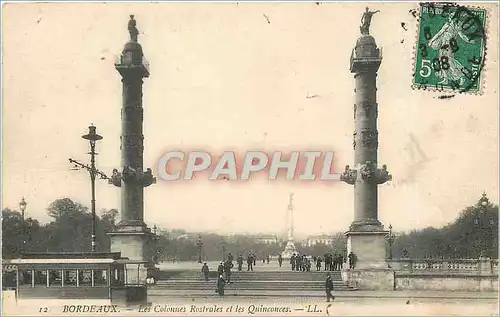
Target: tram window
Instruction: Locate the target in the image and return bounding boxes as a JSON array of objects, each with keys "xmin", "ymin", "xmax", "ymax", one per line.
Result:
[
  {"xmin": 48, "ymin": 270, "xmax": 62, "ymax": 287},
  {"xmin": 79, "ymin": 270, "xmax": 92, "ymax": 286},
  {"xmin": 19, "ymin": 270, "xmax": 32, "ymax": 287},
  {"xmin": 34, "ymin": 270, "xmax": 47, "ymax": 287},
  {"xmin": 93, "ymin": 270, "xmax": 107, "ymax": 286},
  {"xmin": 111, "ymin": 269, "xmax": 119, "ymax": 286},
  {"xmin": 111, "ymin": 268, "xmax": 124, "ymax": 286},
  {"xmin": 63, "ymin": 270, "xmax": 77, "ymax": 287}
]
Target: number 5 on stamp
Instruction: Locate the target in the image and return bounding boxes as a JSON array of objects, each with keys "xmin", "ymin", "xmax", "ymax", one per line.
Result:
[{"xmin": 412, "ymin": 3, "xmax": 488, "ymax": 93}]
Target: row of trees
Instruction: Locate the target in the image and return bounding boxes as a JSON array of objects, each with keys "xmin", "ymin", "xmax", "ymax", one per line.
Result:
[
  {"xmin": 2, "ymin": 195, "xmax": 498, "ymax": 261},
  {"xmin": 2, "ymin": 198, "xmax": 117, "ymax": 258},
  {"xmin": 391, "ymin": 194, "xmax": 498, "ymax": 259}
]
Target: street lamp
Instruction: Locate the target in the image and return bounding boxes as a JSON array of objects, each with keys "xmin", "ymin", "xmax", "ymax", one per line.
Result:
[
  {"xmin": 152, "ymin": 224, "xmax": 160, "ymax": 263},
  {"xmin": 69, "ymin": 125, "xmax": 109, "ymax": 252},
  {"xmin": 221, "ymin": 239, "xmax": 227, "ymax": 261},
  {"xmin": 386, "ymin": 224, "xmax": 396, "ymax": 260},
  {"xmin": 196, "ymin": 235, "xmax": 204, "ymax": 264},
  {"xmin": 19, "ymin": 197, "xmax": 27, "ymax": 253}
]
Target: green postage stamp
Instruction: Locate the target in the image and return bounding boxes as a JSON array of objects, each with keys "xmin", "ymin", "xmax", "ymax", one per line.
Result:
[{"xmin": 412, "ymin": 3, "xmax": 488, "ymax": 93}]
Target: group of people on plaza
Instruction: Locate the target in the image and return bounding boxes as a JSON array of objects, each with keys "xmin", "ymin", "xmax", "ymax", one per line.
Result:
[
  {"xmin": 201, "ymin": 250, "xmax": 359, "ymax": 297},
  {"xmin": 201, "ymin": 252, "xmax": 272, "ymax": 296},
  {"xmin": 290, "ymin": 252, "xmax": 358, "ymax": 272},
  {"xmin": 290, "ymin": 253, "xmax": 313, "ymax": 271}
]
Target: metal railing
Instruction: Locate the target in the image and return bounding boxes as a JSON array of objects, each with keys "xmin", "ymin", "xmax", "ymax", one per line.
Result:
[{"xmin": 114, "ymin": 54, "xmax": 150, "ymax": 74}]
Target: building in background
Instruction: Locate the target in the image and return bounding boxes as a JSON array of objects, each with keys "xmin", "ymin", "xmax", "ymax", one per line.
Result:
[
  {"xmin": 254, "ymin": 235, "xmax": 280, "ymax": 245},
  {"xmin": 306, "ymin": 235, "xmax": 334, "ymax": 247}
]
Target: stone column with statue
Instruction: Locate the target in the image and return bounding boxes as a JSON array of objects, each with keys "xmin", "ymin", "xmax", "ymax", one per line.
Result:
[
  {"xmin": 107, "ymin": 15, "xmax": 157, "ymax": 302},
  {"xmin": 340, "ymin": 8, "xmax": 395, "ymax": 290}
]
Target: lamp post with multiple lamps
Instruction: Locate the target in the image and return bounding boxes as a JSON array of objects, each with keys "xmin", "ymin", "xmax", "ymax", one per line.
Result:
[
  {"xmin": 19, "ymin": 197, "xmax": 27, "ymax": 254},
  {"xmin": 196, "ymin": 235, "xmax": 204, "ymax": 264},
  {"xmin": 386, "ymin": 224, "xmax": 396, "ymax": 260},
  {"xmin": 69, "ymin": 125, "xmax": 110, "ymax": 252}
]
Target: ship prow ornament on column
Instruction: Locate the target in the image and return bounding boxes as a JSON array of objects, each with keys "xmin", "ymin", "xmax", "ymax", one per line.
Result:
[
  {"xmin": 107, "ymin": 15, "xmax": 156, "ymax": 303},
  {"xmin": 340, "ymin": 8, "xmax": 395, "ymax": 290}
]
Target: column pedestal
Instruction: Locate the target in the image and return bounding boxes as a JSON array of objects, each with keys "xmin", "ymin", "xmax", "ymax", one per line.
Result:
[
  {"xmin": 108, "ymin": 224, "xmax": 152, "ymax": 262},
  {"xmin": 342, "ymin": 230, "xmax": 395, "ymax": 290},
  {"xmin": 281, "ymin": 240, "xmax": 298, "ymax": 259},
  {"xmin": 346, "ymin": 230, "xmax": 388, "ymax": 269},
  {"xmin": 342, "ymin": 267, "xmax": 395, "ymax": 290},
  {"xmin": 108, "ymin": 224, "xmax": 153, "ymax": 304}
]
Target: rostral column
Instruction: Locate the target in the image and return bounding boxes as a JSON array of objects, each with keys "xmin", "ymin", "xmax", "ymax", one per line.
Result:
[
  {"xmin": 340, "ymin": 7, "xmax": 392, "ymax": 270},
  {"xmin": 108, "ymin": 15, "xmax": 156, "ymax": 289}
]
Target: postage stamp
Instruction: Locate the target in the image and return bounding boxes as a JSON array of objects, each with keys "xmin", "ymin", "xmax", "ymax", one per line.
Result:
[
  {"xmin": 1, "ymin": 1, "xmax": 499, "ymax": 317},
  {"xmin": 412, "ymin": 2, "xmax": 488, "ymax": 94}
]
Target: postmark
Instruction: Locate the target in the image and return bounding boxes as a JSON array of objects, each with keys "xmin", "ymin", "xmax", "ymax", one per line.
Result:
[{"xmin": 412, "ymin": 2, "xmax": 488, "ymax": 94}]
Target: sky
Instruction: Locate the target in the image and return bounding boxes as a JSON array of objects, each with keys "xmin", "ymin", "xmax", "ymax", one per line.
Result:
[{"xmin": 2, "ymin": 2, "xmax": 499, "ymax": 238}]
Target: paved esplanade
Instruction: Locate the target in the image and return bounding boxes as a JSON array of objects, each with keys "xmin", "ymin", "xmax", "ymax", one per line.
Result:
[{"xmin": 158, "ymin": 261, "xmax": 319, "ymax": 272}]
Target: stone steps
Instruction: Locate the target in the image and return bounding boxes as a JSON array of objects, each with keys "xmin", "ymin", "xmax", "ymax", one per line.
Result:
[
  {"xmin": 165, "ymin": 271, "xmax": 342, "ymax": 281},
  {"xmin": 153, "ymin": 270, "xmax": 356, "ymax": 292},
  {"xmin": 153, "ymin": 282, "xmax": 354, "ymax": 291}
]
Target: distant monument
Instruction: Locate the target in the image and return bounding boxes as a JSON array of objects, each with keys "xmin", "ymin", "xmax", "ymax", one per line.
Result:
[
  {"xmin": 281, "ymin": 193, "xmax": 298, "ymax": 259},
  {"xmin": 340, "ymin": 8, "xmax": 395, "ymax": 290}
]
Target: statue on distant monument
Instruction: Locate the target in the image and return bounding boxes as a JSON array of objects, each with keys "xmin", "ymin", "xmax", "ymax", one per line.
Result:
[
  {"xmin": 128, "ymin": 15, "xmax": 139, "ymax": 42},
  {"xmin": 360, "ymin": 7, "xmax": 380, "ymax": 35}
]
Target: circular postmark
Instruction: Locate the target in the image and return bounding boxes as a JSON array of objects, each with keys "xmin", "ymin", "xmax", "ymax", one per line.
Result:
[{"xmin": 413, "ymin": 2, "xmax": 487, "ymax": 94}]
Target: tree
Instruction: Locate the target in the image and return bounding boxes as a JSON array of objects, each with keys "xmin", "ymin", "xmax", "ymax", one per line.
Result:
[
  {"xmin": 101, "ymin": 209, "xmax": 118, "ymax": 229},
  {"xmin": 2, "ymin": 208, "xmax": 24, "ymax": 258},
  {"xmin": 2, "ymin": 209, "xmax": 45, "ymax": 258},
  {"xmin": 47, "ymin": 198, "xmax": 88, "ymax": 221},
  {"xmin": 44, "ymin": 198, "xmax": 110, "ymax": 252},
  {"xmin": 96, "ymin": 208, "xmax": 119, "ymax": 251}
]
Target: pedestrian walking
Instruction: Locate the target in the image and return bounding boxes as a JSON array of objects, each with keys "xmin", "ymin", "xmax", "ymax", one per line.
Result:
[
  {"xmin": 325, "ymin": 272, "xmax": 335, "ymax": 302},
  {"xmin": 201, "ymin": 262, "xmax": 210, "ymax": 281},
  {"xmin": 247, "ymin": 253, "xmax": 254, "ymax": 271},
  {"xmin": 216, "ymin": 274, "xmax": 226, "ymax": 296},
  {"xmin": 348, "ymin": 252, "xmax": 357, "ymax": 269}
]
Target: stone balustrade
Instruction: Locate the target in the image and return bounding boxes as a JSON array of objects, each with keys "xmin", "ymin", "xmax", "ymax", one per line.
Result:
[
  {"xmin": 342, "ymin": 258, "xmax": 498, "ymax": 291},
  {"xmin": 388, "ymin": 257, "xmax": 498, "ymax": 275}
]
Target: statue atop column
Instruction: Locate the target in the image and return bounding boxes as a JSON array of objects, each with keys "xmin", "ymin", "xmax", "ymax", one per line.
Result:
[
  {"xmin": 128, "ymin": 14, "xmax": 139, "ymax": 42},
  {"xmin": 360, "ymin": 7, "xmax": 380, "ymax": 35}
]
